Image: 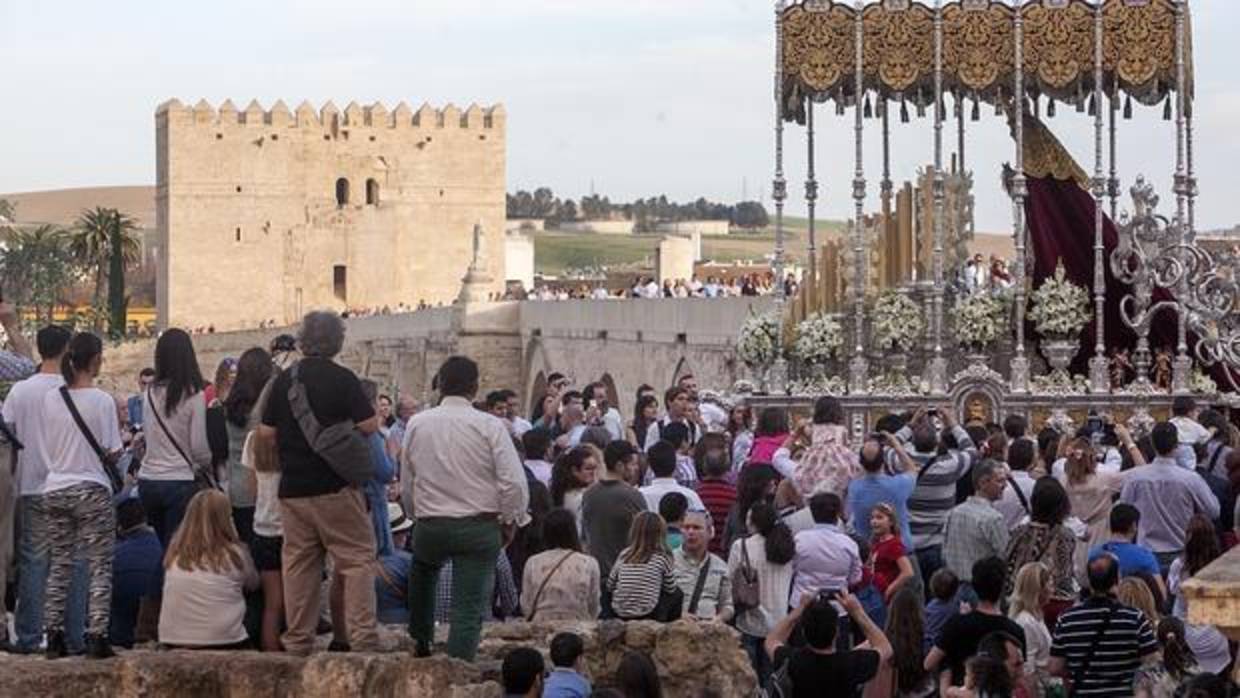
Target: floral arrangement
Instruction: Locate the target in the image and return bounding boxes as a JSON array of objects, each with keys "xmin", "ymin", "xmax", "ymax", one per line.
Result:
[
  {"xmin": 788, "ymin": 374, "xmax": 847, "ymax": 396},
  {"xmin": 1191, "ymin": 368, "xmax": 1218, "ymax": 395},
  {"xmin": 872, "ymin": 290, "xmax": 925, "ymax": 352},
  {"xmin": 952, "ymin": 292, "xmax": 1008, "ymax": 349},
  {"xmin": 1028, "ymin": 260, "xmax": 1091, "ymax": 338},
  {"xmin": 736, "ymin": 310, "xmax": 781, "ymax": 367},
  {"xmin": 793, "ymin": 312, "xmax": 844, "ymax": 365}
]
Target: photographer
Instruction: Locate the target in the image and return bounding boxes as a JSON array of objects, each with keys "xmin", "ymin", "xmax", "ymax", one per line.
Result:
[{"xmin": 763, "ymin": 590, "xmax": 892, "ymax": 696}]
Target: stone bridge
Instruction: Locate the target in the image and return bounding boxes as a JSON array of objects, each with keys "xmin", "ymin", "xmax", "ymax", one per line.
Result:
[{"xmin": 100, "ymin": 297, "xmax": 773, "ymax": 409}]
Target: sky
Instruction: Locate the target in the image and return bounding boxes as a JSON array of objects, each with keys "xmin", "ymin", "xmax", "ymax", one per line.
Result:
[{"xmin": 1, "ymin": 0, "xmax": 1237, "ymax": 234}]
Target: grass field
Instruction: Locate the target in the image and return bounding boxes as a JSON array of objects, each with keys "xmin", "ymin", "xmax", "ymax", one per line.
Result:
[{"xmin": 533, "ymin": 217, "xmax": 850, "ymax": 276}]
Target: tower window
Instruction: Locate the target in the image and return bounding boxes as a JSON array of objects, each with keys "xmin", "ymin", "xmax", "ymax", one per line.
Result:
[
  {"xmin": 333, "ymin": 265, "xmax": 347, "ymax": 301},
  {"xmin": 366, "ymin": 178, "xmax": 380, "ymax": 206},
  {"xmin": 335, "ymin": 178, "xmax": 350, "ymax": 207},
  {"xmin": 235, "ymin": 227, "xmax": 241, "ymax": 242}
]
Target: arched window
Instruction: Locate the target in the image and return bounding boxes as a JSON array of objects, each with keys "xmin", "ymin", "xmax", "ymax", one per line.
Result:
[
  {"xmin": 366, "ymin": 178, "xmax": 380, "ymax": 206},
  {"xmin": 335, "ymin": 178, "xmax": 350, "ymax": 207}
]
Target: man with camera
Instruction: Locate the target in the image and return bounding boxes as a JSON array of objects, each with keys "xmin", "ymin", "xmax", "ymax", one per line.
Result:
[{"xmin": 763, "ymin": 589, "xmax": 892, "ymax": 697}]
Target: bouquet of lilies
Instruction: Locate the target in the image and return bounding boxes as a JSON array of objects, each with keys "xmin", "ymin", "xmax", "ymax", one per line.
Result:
[
  {"xmin": 793, "ymin": 312, "xmax": 844, "ymax": 365},
  {"xmin": 1029, "ymin": 260, "xmax": 1090, "ymax": 338},
  {"xmin": 872, "ymin": 290, "xmax": 924, "ymax": 352}
]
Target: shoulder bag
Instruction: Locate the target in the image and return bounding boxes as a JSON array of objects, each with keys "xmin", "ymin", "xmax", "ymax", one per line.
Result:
[
  {"xmin": 148, "ymin": 388, "xmax": 219, "ymax": 490},
  {"xmin": 285, "ymin": 363, "xmax": 374, "ymax": 486},
  {"xmin": 1066, "ymin": 601, "xmax": 1117, "ymax": 695},
  {"xmin": 731, "ymin": 536, "xmax": 761, "ymax": 611},
  {"xmin": 525, "ymin": 550, "xmax": 576, "ymax": 622},
  {"xmin": 686, "ymin": 555, "xmax": 714, "ymax": 616},
  {"xmin": 59, "ymin": 387, "xmax": 124, "ymax": 494},
  {"xmin": 0, "ymin": 418, "xmax": 22, "ymax": 476},
  {"xmin": 651, "ymin": 555, "xmax": 685, "ymax": 622}
]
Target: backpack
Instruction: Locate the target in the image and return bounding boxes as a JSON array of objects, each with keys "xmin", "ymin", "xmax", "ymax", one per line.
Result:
[{"xmin": 285, "ymin": 363, "xmax": 374, "ymax": 486}]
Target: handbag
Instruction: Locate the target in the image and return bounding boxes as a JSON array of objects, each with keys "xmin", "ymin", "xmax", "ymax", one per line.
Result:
[
  {"xmin": 285, "ymin": 363, "xmax": 374, "ymax": 486},
  {"xmin": 59, "ymin": 387, "xmax": 125, "ymax": 494},
  {"xmin": 147, "ymin": 388, "xmax": 219, "ymax": 490},
  {"xmin": 731, "ymin": 535, "xmax": 761, "ymax": 611},
  {"xmin": 525, "ymin": 550, "xmax": 576, "ymax": 621}
]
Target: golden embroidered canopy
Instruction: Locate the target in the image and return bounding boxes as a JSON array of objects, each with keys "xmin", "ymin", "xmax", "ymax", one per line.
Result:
[{"xmin": 780, "ymin": 0, "xmax": 1192, "ymax": 123}]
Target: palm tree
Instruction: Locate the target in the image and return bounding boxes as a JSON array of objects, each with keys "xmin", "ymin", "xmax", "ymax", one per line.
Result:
[
  {"xmin": 0, "ymin": 225, "xmax": 78, "ymax": 323},
  {"xmin": 0, "ymin": 198, "xmax": 15, "ymax": 224},
  {"xmin": 70, "ymin": 207, "xmax": 140, "ymax": 313}
]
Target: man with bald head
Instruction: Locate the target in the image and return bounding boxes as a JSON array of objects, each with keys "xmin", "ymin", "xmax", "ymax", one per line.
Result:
[{"xmin": 847, "ymin": 432, "xmax": 919, "ymax": 566}]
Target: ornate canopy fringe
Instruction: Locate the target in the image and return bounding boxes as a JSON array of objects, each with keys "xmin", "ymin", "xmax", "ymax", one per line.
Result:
[{"xmin": 780, "ymin": 0, "xmax": 1192, "ymax": 124}]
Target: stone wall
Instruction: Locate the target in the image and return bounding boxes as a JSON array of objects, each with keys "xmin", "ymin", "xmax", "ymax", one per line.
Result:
[
  {"xmin": 98, "ymin": 297, "xmax": 772, "ymax": 410},
  {"xmin": 156, "ymin": 99, "xmax": 506, "ymax": 331},
  {"xmin": 0, "ymin": 620, "xmax": 757, "ymax": 698}
]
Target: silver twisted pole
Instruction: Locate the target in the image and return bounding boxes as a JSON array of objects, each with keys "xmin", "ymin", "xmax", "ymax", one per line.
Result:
[
  {"xmin": 1172, "ymin": 0, "xmax": 1191, "ymax": 392},
  {"xmin": 807, "ymin": 99, "xmax": 818, "ymax": 307},
  {"xmin": 1089, "ymin": 0, "xmax": 1110, "ymax": 393},
  {"xmin": 848, "ymin": 0, "xmax": 869, "ymax": 394},
  {"xmin": 1009, "ymin": 0, "xmax": 1030, "ymax": 394},
  {"xmin": 927, "ymin": 0, "xmax": 948, "ymax": 395},
  {"xmin": 770, "ymin": 0, "xmax": 789, "ymax": 394}
]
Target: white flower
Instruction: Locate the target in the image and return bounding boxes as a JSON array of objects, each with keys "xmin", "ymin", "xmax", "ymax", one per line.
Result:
[
  {"xmin": 1029, "ymin": 260, "xmax": 1091, "ymax": 338},
  {"xmin": 1191, "ymin": 369, "xmax": 1217, "ymax": 395},
  {"xmin": 952, "ymin": 293, "xmax": 1008, "ymax": 348},
  {"xmin": 736, "ymin": 310, "xmax": 781, "ymax": 367},
  {"xmin": 793, "ymin": 312, "xmax": 844, "ymax": 365},
  {"xmin": 872, "ymin": 290, "xmax": 925, "ymax": 352}
]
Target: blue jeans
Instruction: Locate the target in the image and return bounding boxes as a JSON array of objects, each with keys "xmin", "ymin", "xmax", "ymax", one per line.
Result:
[
  {"xmin": 915, "ymin": 545, "xmax": 943, "ymax": 600},
  {"xmin": 138, "ymin": 479, "xmax": 198, "ymax": 549},
  {"xmin": 15, "ymin": 495, "xmax": 89, "ymax": 651},
  {"xmin": 742, "ymin": 633, "xmax": 772, "ymax": 688}
]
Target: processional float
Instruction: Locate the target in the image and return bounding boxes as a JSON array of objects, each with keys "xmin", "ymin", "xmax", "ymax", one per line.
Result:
[{"xmin": 744, "ymin": 0, "xmax": 1235, "ymax": 434}]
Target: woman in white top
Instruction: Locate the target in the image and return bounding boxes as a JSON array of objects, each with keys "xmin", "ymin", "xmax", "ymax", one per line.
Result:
[
  {"xmin": 241, "ymin": 351, "xmax": 285, "ymax": 652},
  {"xmin": 549, "ymin": 446, "xmax": 599, "ymax": 534},
  {"xmin": 139, "ymin": 328, "xmax": 212, "ymax": 548},
  {"xmin": 159, "ymin": 489, "xmax": 259, "ymax": 648},
  {"xmin": 1007, "ymin": 562, "xmax": 1052, "ymax": 692},
  {"xmin": 520, "ymin": 508, "xmax": 600, "ymax": 622},
  {"xmin": 40, "ymin": 332, "xmax": 122, "ymax": 660},
  {"xmin": 727, "ymin": 500, "xmax": 795, "ymax": 686}
]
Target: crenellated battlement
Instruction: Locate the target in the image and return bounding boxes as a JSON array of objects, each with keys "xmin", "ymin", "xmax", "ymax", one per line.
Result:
[{"xmin": 156, "ymin": 98, "xmax": 505, "ymax": 131}]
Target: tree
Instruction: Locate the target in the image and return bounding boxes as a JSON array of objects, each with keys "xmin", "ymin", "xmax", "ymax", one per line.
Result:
[
  {"xmin": 0, "ymin": 199, "xmax": 15, "ymax": 223},
  {"xmin": 0, "ymin": 225, "xmax": 79, "ymax": 324},
  {"xmin": 108, "ymin": 222, "xmax": 128, "ymax": 337},
  {"xmin": 733, "ymin": 201, "xmax": 770, "ymax": 230},
  {"xmin": 69, "ymin": 207, "xmax": 140, "ymax": 318}
]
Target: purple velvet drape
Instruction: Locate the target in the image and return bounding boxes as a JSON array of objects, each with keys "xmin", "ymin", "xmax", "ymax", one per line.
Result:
[{"xmin": 1024, "ymin": 176, "xmax": 1232, "ymax": 386}]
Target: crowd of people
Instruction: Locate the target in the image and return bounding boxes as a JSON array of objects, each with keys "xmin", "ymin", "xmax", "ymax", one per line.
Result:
[
  {"xmin": 0, "ymin": 298, "xmax": 1238, "ymax": 697},
  {"xmin": 517, "ymin": 273, "xmax": 795, "ymax": 303}
]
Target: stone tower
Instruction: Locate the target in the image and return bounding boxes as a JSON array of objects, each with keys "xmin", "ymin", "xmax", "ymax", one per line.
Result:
[{"xmin": 155, "ymin": 98, "xmax": 507, "ymax": 330}]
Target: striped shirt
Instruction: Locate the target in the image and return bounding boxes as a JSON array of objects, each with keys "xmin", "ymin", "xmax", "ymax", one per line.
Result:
[
  {"xmin": 886, "ymin": 425, "xmax": 978, "ymax": 551},
  {"xmin": 695, "ymin": 478, "xmax": 737, "ymax": 554},
  {"xmin": 1050, "ymin": 598, "xmax": 1158, "ymax": 697},
  {"xmin": 606, "ymin": 549, "xmax": 677, "ymax": 619}
]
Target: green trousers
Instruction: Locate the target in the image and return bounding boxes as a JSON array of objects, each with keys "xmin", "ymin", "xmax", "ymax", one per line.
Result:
[{"xmin": 407, "ymin": 516, "xmax": 501, "ymax": 661}]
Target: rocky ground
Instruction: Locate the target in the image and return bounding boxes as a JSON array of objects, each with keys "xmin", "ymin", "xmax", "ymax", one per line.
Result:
[{"xmin": 0, "ymin": 620, "xmax": 757, "ymax": 697}]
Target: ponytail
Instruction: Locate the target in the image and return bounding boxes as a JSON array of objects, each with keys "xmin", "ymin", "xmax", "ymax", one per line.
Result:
[
  {"xmin": 1157, "ymin": 617, "xmax": 1197, "ymax": 679},
  {"xmin": 61, "ymin": 332, "xmax": 103, "ymax": 384},
  {"xmin": 749, "ymin": 500, "xmax": 796, "ymax": 565}
]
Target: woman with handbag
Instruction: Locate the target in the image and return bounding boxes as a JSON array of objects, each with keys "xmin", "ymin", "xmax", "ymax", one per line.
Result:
[
  {"xmin": 727, "ymin": 500, "xmax": 795, "ymax": 686},
  {"xmin": 606, "ymin": 512, "xmax": 681, "ymax": 621},
  {"xmin": 520, "ymin": 508, "xmax": 600, "ymax": 622},
  {"xmin": 139, "ymin": 328, "xmax": 213, "ymax": 548},
  {"xmin": 39, "ymin": 332, "xmax": 122, "ymax": 659}
]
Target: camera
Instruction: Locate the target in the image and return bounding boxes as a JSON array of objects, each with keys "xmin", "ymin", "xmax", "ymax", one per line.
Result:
[{"xmin": 817, "ymin": 589, "xmax": 840, "ymax": 602}]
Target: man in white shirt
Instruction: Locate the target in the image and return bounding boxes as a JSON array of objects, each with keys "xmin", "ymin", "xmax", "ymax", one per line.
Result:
[
  {"xmin": 1170, "ymin": 395, "xmax": 1211, "ymax": 469},
  {"xmin": 1, "ymin": 324, "xmax": 89, "ymax": 652},
  {"xmin": 401, "ymin": 356, "xmax": 529, "ymax": 661},
  {"xmin": 791, "ymin": 492, "xmax": 862, "ymax": 614},
  {"xmin": 520, "ymin": 429, "xmax": 553, "ymax": 486},
  {"xmin": 643, "ymin": 386, "xmax": 699, "ymax": 452},
  {"xmin": 639, "ymin": 441, "xmax": 704, "ymax": 512},
  {"xmin": 995, "ymin": 439, "xmax": 1037, "ymax": 529}
]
